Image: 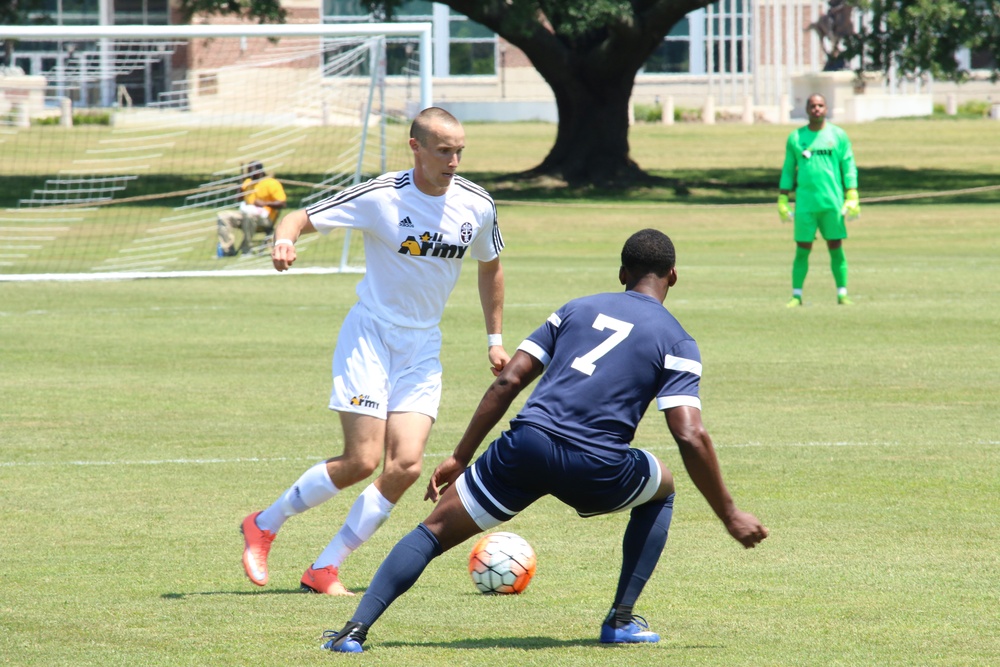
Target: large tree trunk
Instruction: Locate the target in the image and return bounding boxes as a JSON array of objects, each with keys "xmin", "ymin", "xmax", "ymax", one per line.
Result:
[
  {"xmin": 529, "ymin": 63, "xmax": 642, "ymax": 186},
  {"xmin": 440, "ymin": 0, "xmax": 710, "ymax": 187}
]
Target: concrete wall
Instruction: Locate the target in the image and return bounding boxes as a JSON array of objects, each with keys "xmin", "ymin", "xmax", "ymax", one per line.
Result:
[{"xmin": 0, "ymin": 74, "xmax": 47, "ymax": 120}]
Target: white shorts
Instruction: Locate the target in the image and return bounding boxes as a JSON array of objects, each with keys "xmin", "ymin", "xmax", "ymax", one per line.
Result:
[{"xmin": 329, "ymin": 303, "xmax": 442, "ymax": 421}]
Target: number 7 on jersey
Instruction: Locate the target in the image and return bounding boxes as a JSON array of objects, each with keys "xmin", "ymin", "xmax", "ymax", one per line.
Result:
[{"xmin": 570, "ymin": 314, "xmax": 634, "ymax": 376}]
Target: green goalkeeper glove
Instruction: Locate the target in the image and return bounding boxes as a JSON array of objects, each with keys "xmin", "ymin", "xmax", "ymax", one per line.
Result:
[
  {"xmin": 777, "ymin": 194, "xmax": 793, "ymax": 222},
  {"xmin": 843, "ymin": 189, "xmax": 860, "ymax": 220}
]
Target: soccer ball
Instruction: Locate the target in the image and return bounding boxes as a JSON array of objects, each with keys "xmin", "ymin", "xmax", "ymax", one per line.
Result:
[{"xmin": 468, "ymin": 531, "xmax": 537, "ymax": 595}]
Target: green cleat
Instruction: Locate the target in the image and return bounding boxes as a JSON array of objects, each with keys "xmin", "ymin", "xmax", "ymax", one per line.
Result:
[
  {"xmin": 837, "ymin": 295, "xmax": 854, "ymax": 306},
  {"xmin": 786, "ymin": 296, "xmax": 802, "ymax": 308}
]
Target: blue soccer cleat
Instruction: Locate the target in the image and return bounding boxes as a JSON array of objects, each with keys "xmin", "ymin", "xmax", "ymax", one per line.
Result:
[
  {"xmin": 599, "ymin": 614, "xmax": 660, "ymax": 644},
  {"xmin": 321, "ymin": 622, "xmax": 368, "ymax": 653}
]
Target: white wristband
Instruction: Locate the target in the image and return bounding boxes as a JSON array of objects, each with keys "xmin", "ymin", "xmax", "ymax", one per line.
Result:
[
  {"xmin": 487, "ymin": 334, "xmax": 503, "ymax": 347},
  {"xmin": 273, "ymin": 238, "xmax": 294, "ymax": 248}
]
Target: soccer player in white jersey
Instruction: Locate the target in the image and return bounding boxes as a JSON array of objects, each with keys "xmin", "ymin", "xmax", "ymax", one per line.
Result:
[
  {"xmin": 321, "ymin": 228, "xmax": 769, "ymax": 653},
  {"xmin": 239, "ymin": 107, "xmax": 508, "ymax": 596}
]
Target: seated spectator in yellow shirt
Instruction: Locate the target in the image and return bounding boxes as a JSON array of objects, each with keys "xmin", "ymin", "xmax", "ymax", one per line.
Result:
[{"xmin": 217, "ymin": 161, "xmax": 287, "ymax": 257}]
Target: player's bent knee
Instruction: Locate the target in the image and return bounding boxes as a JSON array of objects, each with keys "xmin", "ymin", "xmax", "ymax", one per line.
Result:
[
  {"xmin": 653, "ymin": 463, "xmax": 675, "ymax": 500},
  {"xmin": 331, "ymin": 452, "xmax": 382, "ymax": 483},
  {"xmin": 385, "ymin": 458, "xmax": 423, "ymax": 488},
  {"xmin": 354, "ymin": 457, "xmax": 382, "ymax": 480}
]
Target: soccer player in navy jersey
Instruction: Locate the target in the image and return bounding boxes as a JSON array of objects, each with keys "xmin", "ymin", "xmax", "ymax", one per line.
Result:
[{"xmin": 322, "ymin": 228, "xmax": 768, "ymax": 653}]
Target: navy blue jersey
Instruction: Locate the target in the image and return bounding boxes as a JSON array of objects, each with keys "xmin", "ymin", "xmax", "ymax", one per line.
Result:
[{"xmin": 512, "ymin": 291, "xmax": 702, "ymax": 454}]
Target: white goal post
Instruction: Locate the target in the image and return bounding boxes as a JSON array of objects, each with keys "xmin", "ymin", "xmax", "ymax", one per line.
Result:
[{"xmin": 0, "ymin": 23, "xmax": 432, "ymax": 281}]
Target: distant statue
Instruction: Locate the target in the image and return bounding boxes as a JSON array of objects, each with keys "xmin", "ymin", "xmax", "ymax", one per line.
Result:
[{"xmin": 807, "ymin": 0, "xmax": 856, "ymax": 71}]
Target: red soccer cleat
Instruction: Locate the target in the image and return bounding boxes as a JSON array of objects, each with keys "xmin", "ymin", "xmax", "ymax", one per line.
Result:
[
  {"xmin": 240, "ymin": 511, "xmax": 275, "ymax": 586},
  {"xmin": 301, "ymin": 565, "xmax": 355, "ymax": 596}
]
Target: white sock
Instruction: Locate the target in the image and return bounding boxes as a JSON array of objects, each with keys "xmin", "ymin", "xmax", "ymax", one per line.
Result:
[
  {"xmin": 792, "ymin": 288, "xmax": 803, "ymax": 298},
  {"xmin": 313, "ymin": 483, "xmax": 395, "ymax": 569},
  {"xmin": 838, "ymin": 287, "xmax": 848, "ymax": 297},
  {"xmin": 256, "ymin": 462, "xmax": 338, "ymax": 534}
]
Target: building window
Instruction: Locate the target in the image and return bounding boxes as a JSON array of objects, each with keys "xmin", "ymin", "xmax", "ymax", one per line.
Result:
[
  {"xmin": 706, "ymin": 0, "xmax": 748, "ymax": 74},
  {"xmin": 11, "ymin": 0, "xmax": 171, "ymax": 107},
  {"xmin": 642, "ymin": 0, "xmax": 750, "ymax": 76},
  {"xmin": 446, "ymin": 7, "xmax": 495, "ymax": 75},
  {"xmin": 322, "ymin": 0, "xmax": 497, "ymax": 76},
  {"xmin": 112, "ymin": 0, "xmax": 170, "ymax": 25},
  {"xmin": 969, "ymin": 49, "xmax": 996, "ymax": 71},
  {"xmin": 643, "ymin": 18, "xmax": 693, "ymax": 74},
  {"xmin": 24, "ymin": 0, "xmax": 168, "ymax": 25}
]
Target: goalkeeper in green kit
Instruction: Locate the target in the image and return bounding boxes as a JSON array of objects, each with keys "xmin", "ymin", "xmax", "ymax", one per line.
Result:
[{"xmin": 777, "ymin": 93, "xmax": 859, "ymax": 307}]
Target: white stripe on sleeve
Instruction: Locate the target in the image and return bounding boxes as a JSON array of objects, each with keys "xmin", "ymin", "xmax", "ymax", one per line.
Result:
[
  {"xmin": 517, "ymin": 339, "xmax": 551, "ymax": 366},
  {"xmin": 657, "ymin": 395, "xmax": 702, "ymax": 411},
  {"xmin": 664, "ymin": 354, "xmax": 702, "ymax": 376}
]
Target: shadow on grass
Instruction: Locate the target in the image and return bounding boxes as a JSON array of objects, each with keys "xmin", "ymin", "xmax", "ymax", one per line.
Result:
[
  {"xmin": 160, "ymin": 585, "xmax": 367, "ymax": 599},
  {"xmin": 0, "ymin": 174, "xmax": 339, "ymax": 210},
  {"xmin": 374, "ymin": 636, "xmax": 724, "ymax": 651},
  {"xmin": 472, "ymin": 166, "xmax": 1000, "ymax": 206},
  {"xmin": 159, "ymin": 591, "xmax": 725, "ymax": 651},
  {"xmin": 4, "ymin": 166, "xmax": 997, "ymax": 211}
]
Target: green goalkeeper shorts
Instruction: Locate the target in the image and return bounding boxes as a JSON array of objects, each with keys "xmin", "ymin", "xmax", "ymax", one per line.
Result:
[{"xmin": 794, "ymin": 208, "xmax": 847, "ymax": 243}]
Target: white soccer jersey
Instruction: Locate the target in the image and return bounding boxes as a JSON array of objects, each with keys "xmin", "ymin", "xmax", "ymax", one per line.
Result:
[{"xmin": 305, "ymin": 170, "xmax": 503, "ymax": 328}]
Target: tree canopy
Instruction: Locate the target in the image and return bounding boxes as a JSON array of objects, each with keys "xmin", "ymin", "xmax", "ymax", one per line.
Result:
[
  {"xmin": 843, "ymin": 0, "xmax": 1000, "ymax": 81},
  {"xmin": 1, "ymin": 0, "xmax": 45, "ymax": 28},
  {"xmin": 176, "ymin": 0, "xmax": 286, "ymax": 24}
]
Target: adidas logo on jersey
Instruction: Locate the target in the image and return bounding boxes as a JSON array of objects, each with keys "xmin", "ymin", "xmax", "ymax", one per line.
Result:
[{"xmin": 399, "ymin": 216, "xmax": 414, "ymax": 228}]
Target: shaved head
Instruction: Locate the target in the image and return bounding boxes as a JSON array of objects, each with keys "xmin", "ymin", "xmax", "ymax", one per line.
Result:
[{"xmin": 410, "ymin": 107, "xmax": 462, "ymax": 146}]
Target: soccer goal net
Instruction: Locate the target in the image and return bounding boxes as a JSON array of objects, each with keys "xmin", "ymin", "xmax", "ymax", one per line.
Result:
[{"xmin": 0, "ymin": 23, "xmax": 432, "ymax": 281}]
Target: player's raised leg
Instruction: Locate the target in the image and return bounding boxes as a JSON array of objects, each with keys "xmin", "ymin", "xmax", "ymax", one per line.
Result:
[
  {"xmin": 304, "ymin": 411, "xmax": 432, "ymax": 595},
  {"xmin": 240, "ymin": 460, "xmax": 339, "ymax": 586},
  {"xmin": 241, "ymin": 412, "xmax": 388, "ymax": 588}
]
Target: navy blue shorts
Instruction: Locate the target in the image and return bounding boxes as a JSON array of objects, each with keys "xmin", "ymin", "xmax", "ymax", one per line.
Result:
[{"xmin": 455, "ymin": 424, "xmax": 662, "ymax": 530}]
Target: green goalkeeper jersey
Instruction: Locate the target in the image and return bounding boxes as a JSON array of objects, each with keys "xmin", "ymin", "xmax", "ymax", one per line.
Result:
[{"xmin": 779, "ymin": 122, "xmax": 858, "ymax": 213}]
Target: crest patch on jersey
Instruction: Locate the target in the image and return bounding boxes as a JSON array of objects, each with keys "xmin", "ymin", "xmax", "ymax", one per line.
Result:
[{"xmin": 460, "ymin": 222, "xmax": 473, "ymax": 244}]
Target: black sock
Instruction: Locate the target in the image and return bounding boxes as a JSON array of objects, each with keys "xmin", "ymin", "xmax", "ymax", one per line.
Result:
[
  {"xmin": 351, "ymin": 523, "xmax": 442, "ymax": 627},
  {"xmin": 610, "ymin": 493, "xmax": 675, "ymax": 615},
  {"xmin": 605, "ymin": 604, "xmax": 636, "ymax": 628}
]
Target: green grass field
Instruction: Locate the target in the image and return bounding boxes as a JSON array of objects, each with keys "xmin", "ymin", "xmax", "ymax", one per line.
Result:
[{"xmin": 2, "ymin": 119, "xmax": 999, "ymax": 666}]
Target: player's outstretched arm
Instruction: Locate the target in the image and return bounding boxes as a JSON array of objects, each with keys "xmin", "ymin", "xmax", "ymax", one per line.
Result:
[
  {"xmin": 665, "ymin": 405, "xmax": 769, "ymax": 548},
  {"xmin": 425, "ymin": 351, "xmax": 542, "ymax": 502},
  {"xmin": 270, "ymin": 209, "xmax": 316, "ymax": 272}
]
